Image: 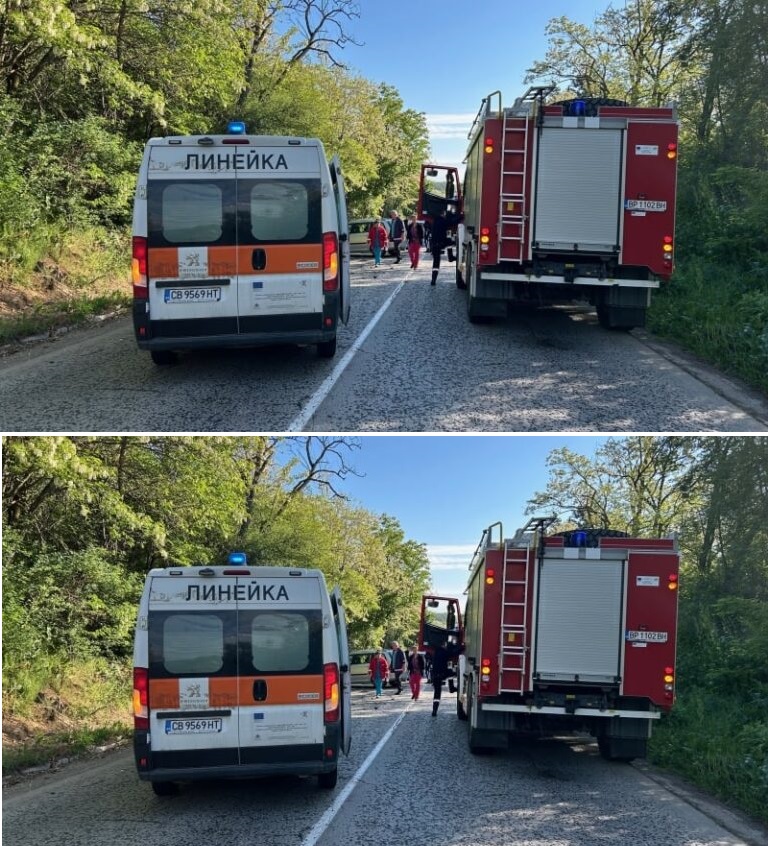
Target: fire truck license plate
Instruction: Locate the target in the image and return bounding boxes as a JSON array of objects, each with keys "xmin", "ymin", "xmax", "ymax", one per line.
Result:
[
  {"xmin": 624, "ymin": 199, "xmax": 667, "ymax": 212},
  {"xmin": 163, "ymin": 287, "xmax": 222, "ymax": 303},
  {"xmin": 164, "ymin": 718, "xmax": 223, "ymax": 734},
  {"xmin": 626, "ymin": 630, "xmax": 668, "ymax": 642}
]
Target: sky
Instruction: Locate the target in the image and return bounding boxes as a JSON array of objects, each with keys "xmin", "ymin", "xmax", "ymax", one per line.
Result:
[
  {"xmin": 340, "ymin": 0, "xmax": 610, "ymax": 171},
  {"xmin": 335, "ymin": 435, "xmax": 607, "ymax": 598}
]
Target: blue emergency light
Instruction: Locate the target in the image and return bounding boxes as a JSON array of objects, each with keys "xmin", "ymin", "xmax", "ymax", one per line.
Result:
[
  {"xmin": 572, "ymin": 531, "xmax": 588, "ymax": 547},
  {"xmin": 571, "ymin": 100, "xmax": 586, "ymax": 116},
  {"xmin": 228, "ymin": 551, "xmax": 248, "ymax": 565},
  {"xmin": 227, "ymin": 120, "xmax": 246, "ymax": 135}
]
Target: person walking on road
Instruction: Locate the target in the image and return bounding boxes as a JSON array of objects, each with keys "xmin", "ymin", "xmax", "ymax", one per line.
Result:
[
  {"xmin": 367, "ymin": 218, "xmax": 389, "ymax": 268},
  {"xmin": 431, "ymin": 639, "xmax": 459, "ymax": 716},
  {"xmin": 407, "ymin": 645, "xmax": 425, "ymax": 700},
  {"xmin": 429, "ymin": 210, "xmax": 449, "ymax": 285},
  {"xmin": 390, "ymin": 641, "xmax": 406, "ymax": 694},
  {"xmin": 406, "ymin": 214, "xmax": 424, "ymax": 269},
  {"xmin": 389, "ymin": 210, "xmax": 405, "ymax": 263},
  {"xmin": 369, "ymin": 648, "xmax": 389, "ymax": 698}
]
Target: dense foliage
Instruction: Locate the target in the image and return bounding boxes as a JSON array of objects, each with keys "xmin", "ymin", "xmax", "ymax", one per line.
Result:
[
  {"xmin": 528, "ymin": 436, "xmax": 768, "ymax": 821},
  {"xmin": 1, "ymin": 436, "xmax": 431, "ymax": 711},
  {"xmin": 526, "ymin": 0, "xmax": 768, "ymax": 391},
  {"xmin": 0, "ymin": 1, "xmax": 429, "ymax": 283}
]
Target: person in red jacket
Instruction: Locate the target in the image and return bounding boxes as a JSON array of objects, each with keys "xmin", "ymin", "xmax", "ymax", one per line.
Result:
[
  {"xmin": 368, "ymin": 647, "xmax": 389, "ymax": 698},
  {"xmin": 367, "ymin": 218, "xmax": 389, "ymax": 267}
]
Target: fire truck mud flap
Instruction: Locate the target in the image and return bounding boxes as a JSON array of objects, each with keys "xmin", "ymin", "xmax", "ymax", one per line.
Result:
[
  {"xmin": 597, "ymin": 287, "xmax": 650, "ymax": 330},
  {"xmin": 595, "ymin": 716, "xmax": 651, "ymax": 761}
]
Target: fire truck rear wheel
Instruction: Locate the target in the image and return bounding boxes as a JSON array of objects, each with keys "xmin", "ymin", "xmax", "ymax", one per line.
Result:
[{"xmin": 457, "ymin": 685, "xmax": 468, "ymax": 721}]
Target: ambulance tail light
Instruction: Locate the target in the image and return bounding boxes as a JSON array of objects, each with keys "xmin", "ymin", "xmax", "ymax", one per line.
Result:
[
  {"xmin": 323, "ymin": 232, "xmax": 339, "ymax": 292},
  {"xmin": 133, "ymin": 667, "xmax": 149, "ymax": 730},
  {"xmin": 323, "ymin": 663, "xmax": 340, "ymax": 723},
  {"xmin": 132, "ymin": 237, "xmax": 148, "ymax": 300}
]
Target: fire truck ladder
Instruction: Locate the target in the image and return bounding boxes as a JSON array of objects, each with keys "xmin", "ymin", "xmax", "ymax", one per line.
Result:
[
  {"xmin": 499, "ymin": 539, "xmax": 530, "ymax": 693},
  {"xmin": 497, "ymin": 109, "xmax": 529, "ymax": 264},
  {"xmin": 497, "ymin": 86, "xmax": 554, "ymax": 264}
]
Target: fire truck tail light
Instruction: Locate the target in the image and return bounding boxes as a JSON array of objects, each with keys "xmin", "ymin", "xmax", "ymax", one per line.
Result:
[
  {"xmin": 485, "ymin": 567, "xmax": 495, "ymax": 585},
  {"xmin": 667, "ymin": 142, "xmax": 677, "ymax": 159},
  {"xmin": 481, "ymin": 658, "xmax": 491, "ymax": 667},
  {"xmin": 664, "ymin": 674, "xmax": 674, "ymax": 683},
  {"xmin": 668, "ymin": 573, "xmax": 678, "ymax": 590},
  {"xmin": 480, "ymin": 228, "xmax": 490, "ymax": 236},
  {"xmin": 480, "ymin": 235, "xmax": 490, "ymax": 244},
  {"xmin": 665, "ymin": 666, "xmax": 674, "ymax": 675},
  {"xmin": 484, "ymin": 138, "xmax": 494, "ymax": 154}
]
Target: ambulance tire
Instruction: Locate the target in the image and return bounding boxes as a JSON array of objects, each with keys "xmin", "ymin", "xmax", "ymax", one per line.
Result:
[
  {"xmin": 318, "ymin": 767, "xmax": 338, "ymax": 789},
  {"xmin": 150, "ymin": 350, "xmax": 177, "ymax": 366},
  {"xmin": 151, "ymin": 780, "xmax": 179, "ymax": 796},
  {"xmin": 316, "ymin": 336, "xmax": 337, "ymax": 358}
]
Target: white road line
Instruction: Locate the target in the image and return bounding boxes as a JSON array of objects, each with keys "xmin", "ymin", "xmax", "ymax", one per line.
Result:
[
  {"xmin": 287, "ymin": 273, "xmax": 411, "ymax": 431},
  {"xmin": 299, "ymin": 704, "xmax": 412, "ymax": 846}
]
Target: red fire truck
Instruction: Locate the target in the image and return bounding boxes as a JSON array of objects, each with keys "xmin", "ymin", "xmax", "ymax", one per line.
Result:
[
  {"xmin": 450, "ymin": 518, "xmax": 679, "ymax": 761},
  {"xmin": 418, "ymin": 86, "xmax": 679, "ymax": 329}
]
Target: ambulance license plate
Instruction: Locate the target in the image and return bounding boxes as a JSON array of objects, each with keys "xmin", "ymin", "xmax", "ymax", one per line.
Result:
[
  {"xmin": 163, "ymin": 287, "xmax": 221, "ymax": 303},
  {"xmin": 164, "ymin": 718, "xmax": 223, "ymax": 734}
]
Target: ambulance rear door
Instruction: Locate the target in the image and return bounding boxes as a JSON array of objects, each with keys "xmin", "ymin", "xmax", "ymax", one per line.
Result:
[
  {"xmin": 147, "ymin": 574, "xmax": 241, "ymax": 770},
  {"xmin": 237, "ymin": 574, "xmax": 326, "ymax": 765},
  {"xmin": 329, "ymin": 156, "xmax": 351, "ymax": 325},
  {"xmin": 235, "ymin": 142, "xmax": 326, "ymax": 333},
  {"xmin": 331, "ymin": 587, "xmax": 352, "ymax": 755},
  {"xmin": 145, "ymin": 143, "xmax": 239, "ymax": 335}
]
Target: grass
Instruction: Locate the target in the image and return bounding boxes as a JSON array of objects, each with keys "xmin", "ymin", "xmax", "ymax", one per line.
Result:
[
  {"xmin": 648, "ymin": 258, "xmax": 768, "ymax": 394},
  {"xmin": 0, "ymin": 225, "xmax": 131, "ymax": 347},
  {"xmin": 2, "ymin": 655, "xmax": 133, "ymax": 777},
  {"xmin": 649, "ymin": 689, "xmax": 768, "ymax": 823},
  {"xmin": 2, "ymin": 724, "xmax": 130, "ymax": 776}
]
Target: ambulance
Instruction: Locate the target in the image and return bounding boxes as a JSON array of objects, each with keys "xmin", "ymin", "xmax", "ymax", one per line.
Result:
[
  {"xmin": 131, "ymin": 123, "xmax": 351, "ymax": 364},
  {"xmin": 132, "ymin": 554, "xmax": 352, "ymax": 795}
]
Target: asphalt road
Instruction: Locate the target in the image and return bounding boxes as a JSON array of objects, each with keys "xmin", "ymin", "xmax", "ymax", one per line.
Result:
[
  {"xmin": 1, "ymin": 258, "xmax": 766, "ymax": 432},
  {"xmin": 4, "ymin": 688, "xmax": 765, "ymax": 846}
]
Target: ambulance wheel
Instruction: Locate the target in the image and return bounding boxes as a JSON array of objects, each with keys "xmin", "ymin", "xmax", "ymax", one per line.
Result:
[
  {"xmin": 316, "ymin": 336, "xmax": 337, "ymax": 358},
  {"xmin": 318, "ymin": 767, "xmax": 338, "ymax": 789},
  {"xmin": 151, "ymin": 780, "xmax": 178, "ymax": 796},
  {"xmin": 150, "ymin": 350, "xmax": 177, "ymax": 366}
]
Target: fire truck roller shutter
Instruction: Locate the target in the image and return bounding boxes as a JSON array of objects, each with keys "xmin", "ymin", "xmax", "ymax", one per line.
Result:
[{"xmin": 533, "ymin": 128, "xmax": 623, "ymax": 254}]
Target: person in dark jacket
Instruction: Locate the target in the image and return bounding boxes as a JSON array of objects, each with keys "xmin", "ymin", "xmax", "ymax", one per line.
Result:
[
  {"xmin": 389, "ymin": 210, "xmax": 405, "ymax": 263},
  {"xmin": 429, "ymin": 210, "xmax": 451, "ymax": 285},
  {"xmin": 430, "ymin": 639, "xmax": 459, "ymax": 716},
  {"xmin": 390, "ymin": 640, "xmax": 406, "ymax": 694}
]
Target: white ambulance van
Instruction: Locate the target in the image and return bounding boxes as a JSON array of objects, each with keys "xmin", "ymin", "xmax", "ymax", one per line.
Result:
[
  {"xmin": 132, "ymin": 554, "xmax": 352, "ymax": 795},
  {"xmin": 131, "ymin": 122, "xmax": 351, "ymax": 364}
]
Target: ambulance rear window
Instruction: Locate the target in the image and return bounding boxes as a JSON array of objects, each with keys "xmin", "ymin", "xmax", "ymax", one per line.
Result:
[
  {"xmin": 247, "ymin": 181, "xmax": 310, "ymax": 241},
  {"xmin": 162, "ymin": 614, "xmax": 224, "ymax": 674},
  {"xmin": 161, "ymin": 184, "xmax": 223, "ymax": 243},
  {"xmin": 248, "ymin": 611, "xmax": 313, "ymax": 672}
]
